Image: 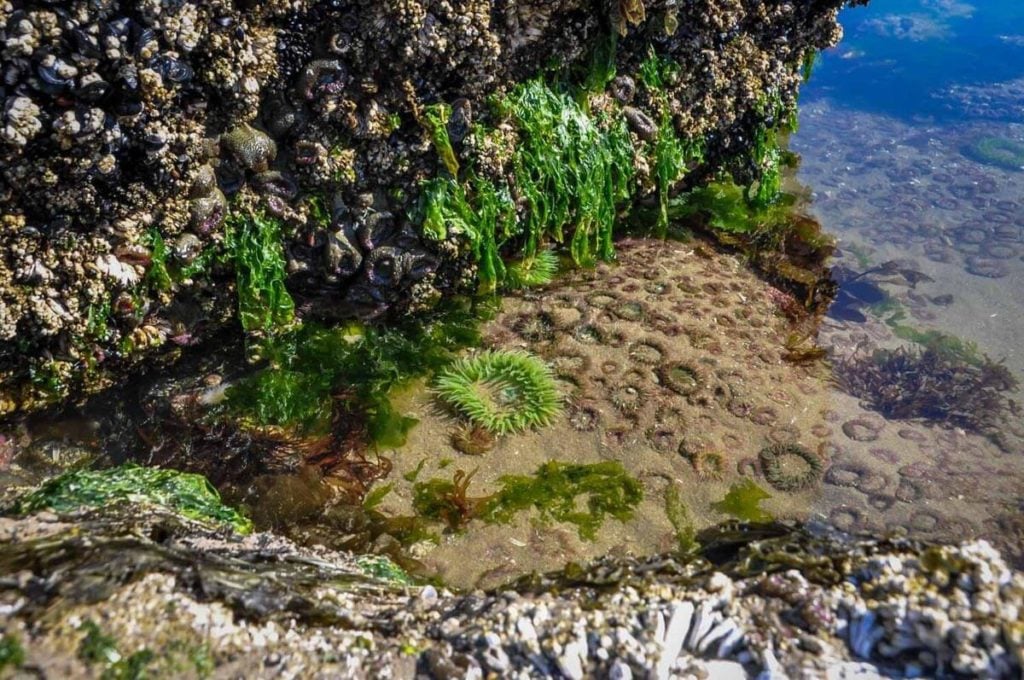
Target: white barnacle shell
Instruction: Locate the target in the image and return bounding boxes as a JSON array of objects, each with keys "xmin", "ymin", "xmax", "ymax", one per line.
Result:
[{"xmin": 94, "ymin": 254, "xmax": 141, "ymax": 287}]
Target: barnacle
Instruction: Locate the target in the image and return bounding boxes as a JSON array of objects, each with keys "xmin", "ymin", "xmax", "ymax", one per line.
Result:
[
  {"xmin": 433, "ymin": 350, "xmax": 562, "ymax": 435},
  {"xmin": 758, "ymin": 443, "xmax": 822, "ymax": 492}
]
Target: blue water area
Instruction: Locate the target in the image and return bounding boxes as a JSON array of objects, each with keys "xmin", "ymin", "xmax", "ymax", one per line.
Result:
[{"xmin": 804, "ymin": 0, "xmax": 1024, "ymax": 121}]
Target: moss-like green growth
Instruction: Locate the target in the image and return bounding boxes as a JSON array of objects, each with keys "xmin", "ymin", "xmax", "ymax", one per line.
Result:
[
  {"xmin": 144, "ymin": 227, "xmax": 172, "ymax": 293},
  {"xmin": 418, "ymin": 79, "xmax": 635, "ymax": 289},
  {"xmin": 484, "ymin": 461, "xmax": 643, "ymax": 540},
  {"xmin": 711, "ymin": 479, "xmax": 773, "ymax": 523},
  {"xmin": 423, "ymin": 103, "xmax": 460, "ymax": 177},
  {"xmin": 418, "ymin": 176, "xmax": 513, "ymax": 292},
  {"xmin": 664, "ymin": 482, "xmax": 697, "ymax": 555},
  {"xmin": 0, "ymin": 635, "xmax": 25, "ymax": 671},
  {"xmin": 11, "ymin": 464, "xmax": 254, "ymax": 534},
  {"xmin": 225, "ymin": 211, "xmax": 295, "ymax": 337},
  {"xmin": 506, "ymin": 80, "xmax": 635, "ymax": 266},
  {"xmin": 433, "ymin": 349, "xmax": 562, "ymax": 435},
  {"xmin": 963, "ymin": 136, "xmax": 1024, "ymax": 171},
  {"xmin": 225, "ymin": 303, "xmax": 480, "ymax": 445},
  {"xmin": 79, "ymin": 620, "xmax": 119, "ymax": 665},
  {"xmin": 413, "ymin": 461, "xmax": 643, "ymax": 539},
  {"xmin": 356, "ymin": 554, "xmax": 413, "ymax": 585},
  {"xmin": 78, "ymin": 620, "xmax": 154, "ymax": 680}
]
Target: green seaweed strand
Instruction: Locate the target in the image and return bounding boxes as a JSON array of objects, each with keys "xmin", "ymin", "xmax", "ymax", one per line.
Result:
[
  {"xmin": 423, "ymin": 103, "xmax": 460, "ymax": 177},
  {"xmin": 225, "ymin": 211, "xmax": 295, "ymax": 337}
]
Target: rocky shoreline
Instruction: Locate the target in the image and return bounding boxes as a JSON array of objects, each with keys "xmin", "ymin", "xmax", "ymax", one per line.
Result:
[{"xmin": 0, "ymin": 506, "xmax": 1020, "ymax": 678}]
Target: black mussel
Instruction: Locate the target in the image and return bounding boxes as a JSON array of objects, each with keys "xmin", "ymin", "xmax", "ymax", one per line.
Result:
[
  {"xmin": 133, "ymin": 27, "xmax": 158, "ymax": 56},
  {"xmin": 104, "ymin": 17, "xmax": 133, "ymax": 39},
  {"xmin": 70, "ymin": 28, "xmax": 103, "ymax": 58},
  {"xmin": 77, "ymin": 78, "xmax": 111, "ymax": 102},
  {"xmin": 214, "ymin": 16, "xmax": 234, "ymax": 28},
  {"xmin": 448, "ymin": 98, "xmax": 472, "ymax": 144},
  {"xmin": 143, "ymin": 132, "xmax": 167, "ymax": 152},
  {"xmin": 148, "ymin": 55, "xmax": 194, "ymax": 84},
  {"xmin": 35, "ymin": 63, "xmax": 73, "ymax": 93},
  {"xmin": 115, "ymin": 65, "xmax": 139, "ymax": 92}
]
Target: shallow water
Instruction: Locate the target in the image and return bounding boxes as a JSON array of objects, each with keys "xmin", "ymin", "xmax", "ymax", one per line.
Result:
[
  {"xmin": 793, "ymin": 0, "xmax": 1024, "ymax": 565},
  {"xmin": 2, "ymin": 0, "xmax": 1023, "ymax": 589}
]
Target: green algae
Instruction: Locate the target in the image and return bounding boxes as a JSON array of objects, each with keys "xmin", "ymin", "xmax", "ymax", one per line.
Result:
[
  {"xmin": 504, "ymin": 80, "xmax": 634, "ymax": 266},
  {"xmin": 78, "ymin": 620, "xmax": 154, "ymax": 680},
  {"xmin": 225, "ymin": 211, "xmax": 295, "ymax": 338},
  {"xmin": 711, "ymin": 479, "xmax": 773, "ymax": 523},
  {"xmin": 355, "ymin": 555, "xmax": 413, "ymax": 586},
  {"xmin": 665, "ymin": 482, "xmax": 698, "ymax": 556},
  {"xmin": 423, "ymin": 103, "xmax": 460, "ymax": 177},
  {"xmin": 417, "ymin": 78, "xmax": 635, "ymax": 289},
  {"xmin": 413, "ymin": 461, "xmax": 643, "ymax": 540},
  {"xmin": 0, "ymin": 635, "xmax": 25, "ymax": 671},
  {"xmin": 10, "ymin": 464, "xmax": 254, "ymax": 535},
  {"xmin": 963, "ymin": 136, "xmax": 1024, "ymax": 171},
  {"xmin": 144, "ymin": 228, "xmax": 173, "ymax": 293},
  {"xmin": 225, "ymin": 303, "xmax": 481, "ymax": 446}
]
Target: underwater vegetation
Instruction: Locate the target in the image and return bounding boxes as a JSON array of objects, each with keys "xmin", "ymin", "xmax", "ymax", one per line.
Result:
[
  {"xmin": 963, "ymin": 135, "xmax": 1024, "ymax": 171},
  {"xmin": 664, "ymin": 482, "xmax": 698, "ymax": 556},
  {"xmin": 432, "ymin": 349, "xmax": 562, "ymax": 436},
  {"xmin": 832, "ymin": 345, "xmax": 1019, "ymax": 437},
  {"xmin": 8, "ymin": 464, "xmax": 253, "ymax": 534},
  {"xmin": 711, "ymin": 479, "xmax": 773, "ymax": 523},
  {"xmin": 412, "ymin": 461, "xmax": 643, "ymax": 540},
  {"xmin": 226, "ymin": 302, "xmax": 481, "ymax": 443}
]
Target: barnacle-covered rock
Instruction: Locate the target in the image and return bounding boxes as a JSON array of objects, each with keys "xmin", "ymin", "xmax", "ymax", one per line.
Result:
[{"xmin": 0, "ymin": 0, "xmax": 852, "ymax": 413}]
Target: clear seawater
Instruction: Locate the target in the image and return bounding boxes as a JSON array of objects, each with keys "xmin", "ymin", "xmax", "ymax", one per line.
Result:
[{"xmin": 793, "ymin": 0, "xmax": 1024, "ymax": 563}]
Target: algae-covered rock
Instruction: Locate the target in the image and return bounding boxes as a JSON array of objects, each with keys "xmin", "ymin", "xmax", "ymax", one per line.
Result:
[{"xmin": 9, "ymin": 464, "xmax": 254, "ymax": 534}]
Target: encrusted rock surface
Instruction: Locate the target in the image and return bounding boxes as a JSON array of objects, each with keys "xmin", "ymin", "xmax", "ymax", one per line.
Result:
[
  {"xmin": 0, "ymin": 507, "xmax": 1020, "ymax": 678},
  {"xmin": 0, "ymin": 0, "xmax": 850, "ymax": 413}
]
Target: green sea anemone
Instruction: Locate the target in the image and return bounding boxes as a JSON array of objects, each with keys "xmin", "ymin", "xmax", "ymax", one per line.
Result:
[
  {"xmin": 433, "ymin": 350, "xmax": 562, "ymax": 435},
  {"xmin": 504, "ymin": 249, "xmax": 560, "ymax": 289}
]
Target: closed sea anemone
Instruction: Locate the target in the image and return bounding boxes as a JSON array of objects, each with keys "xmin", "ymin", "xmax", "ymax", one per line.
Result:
[
  {"xmin": 433, "ymin": 350, "xmax": 562, "ymax": 435},
  {"xmin": 759, "ymin": 443, "xmax": 822, "ymax": 492}
]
